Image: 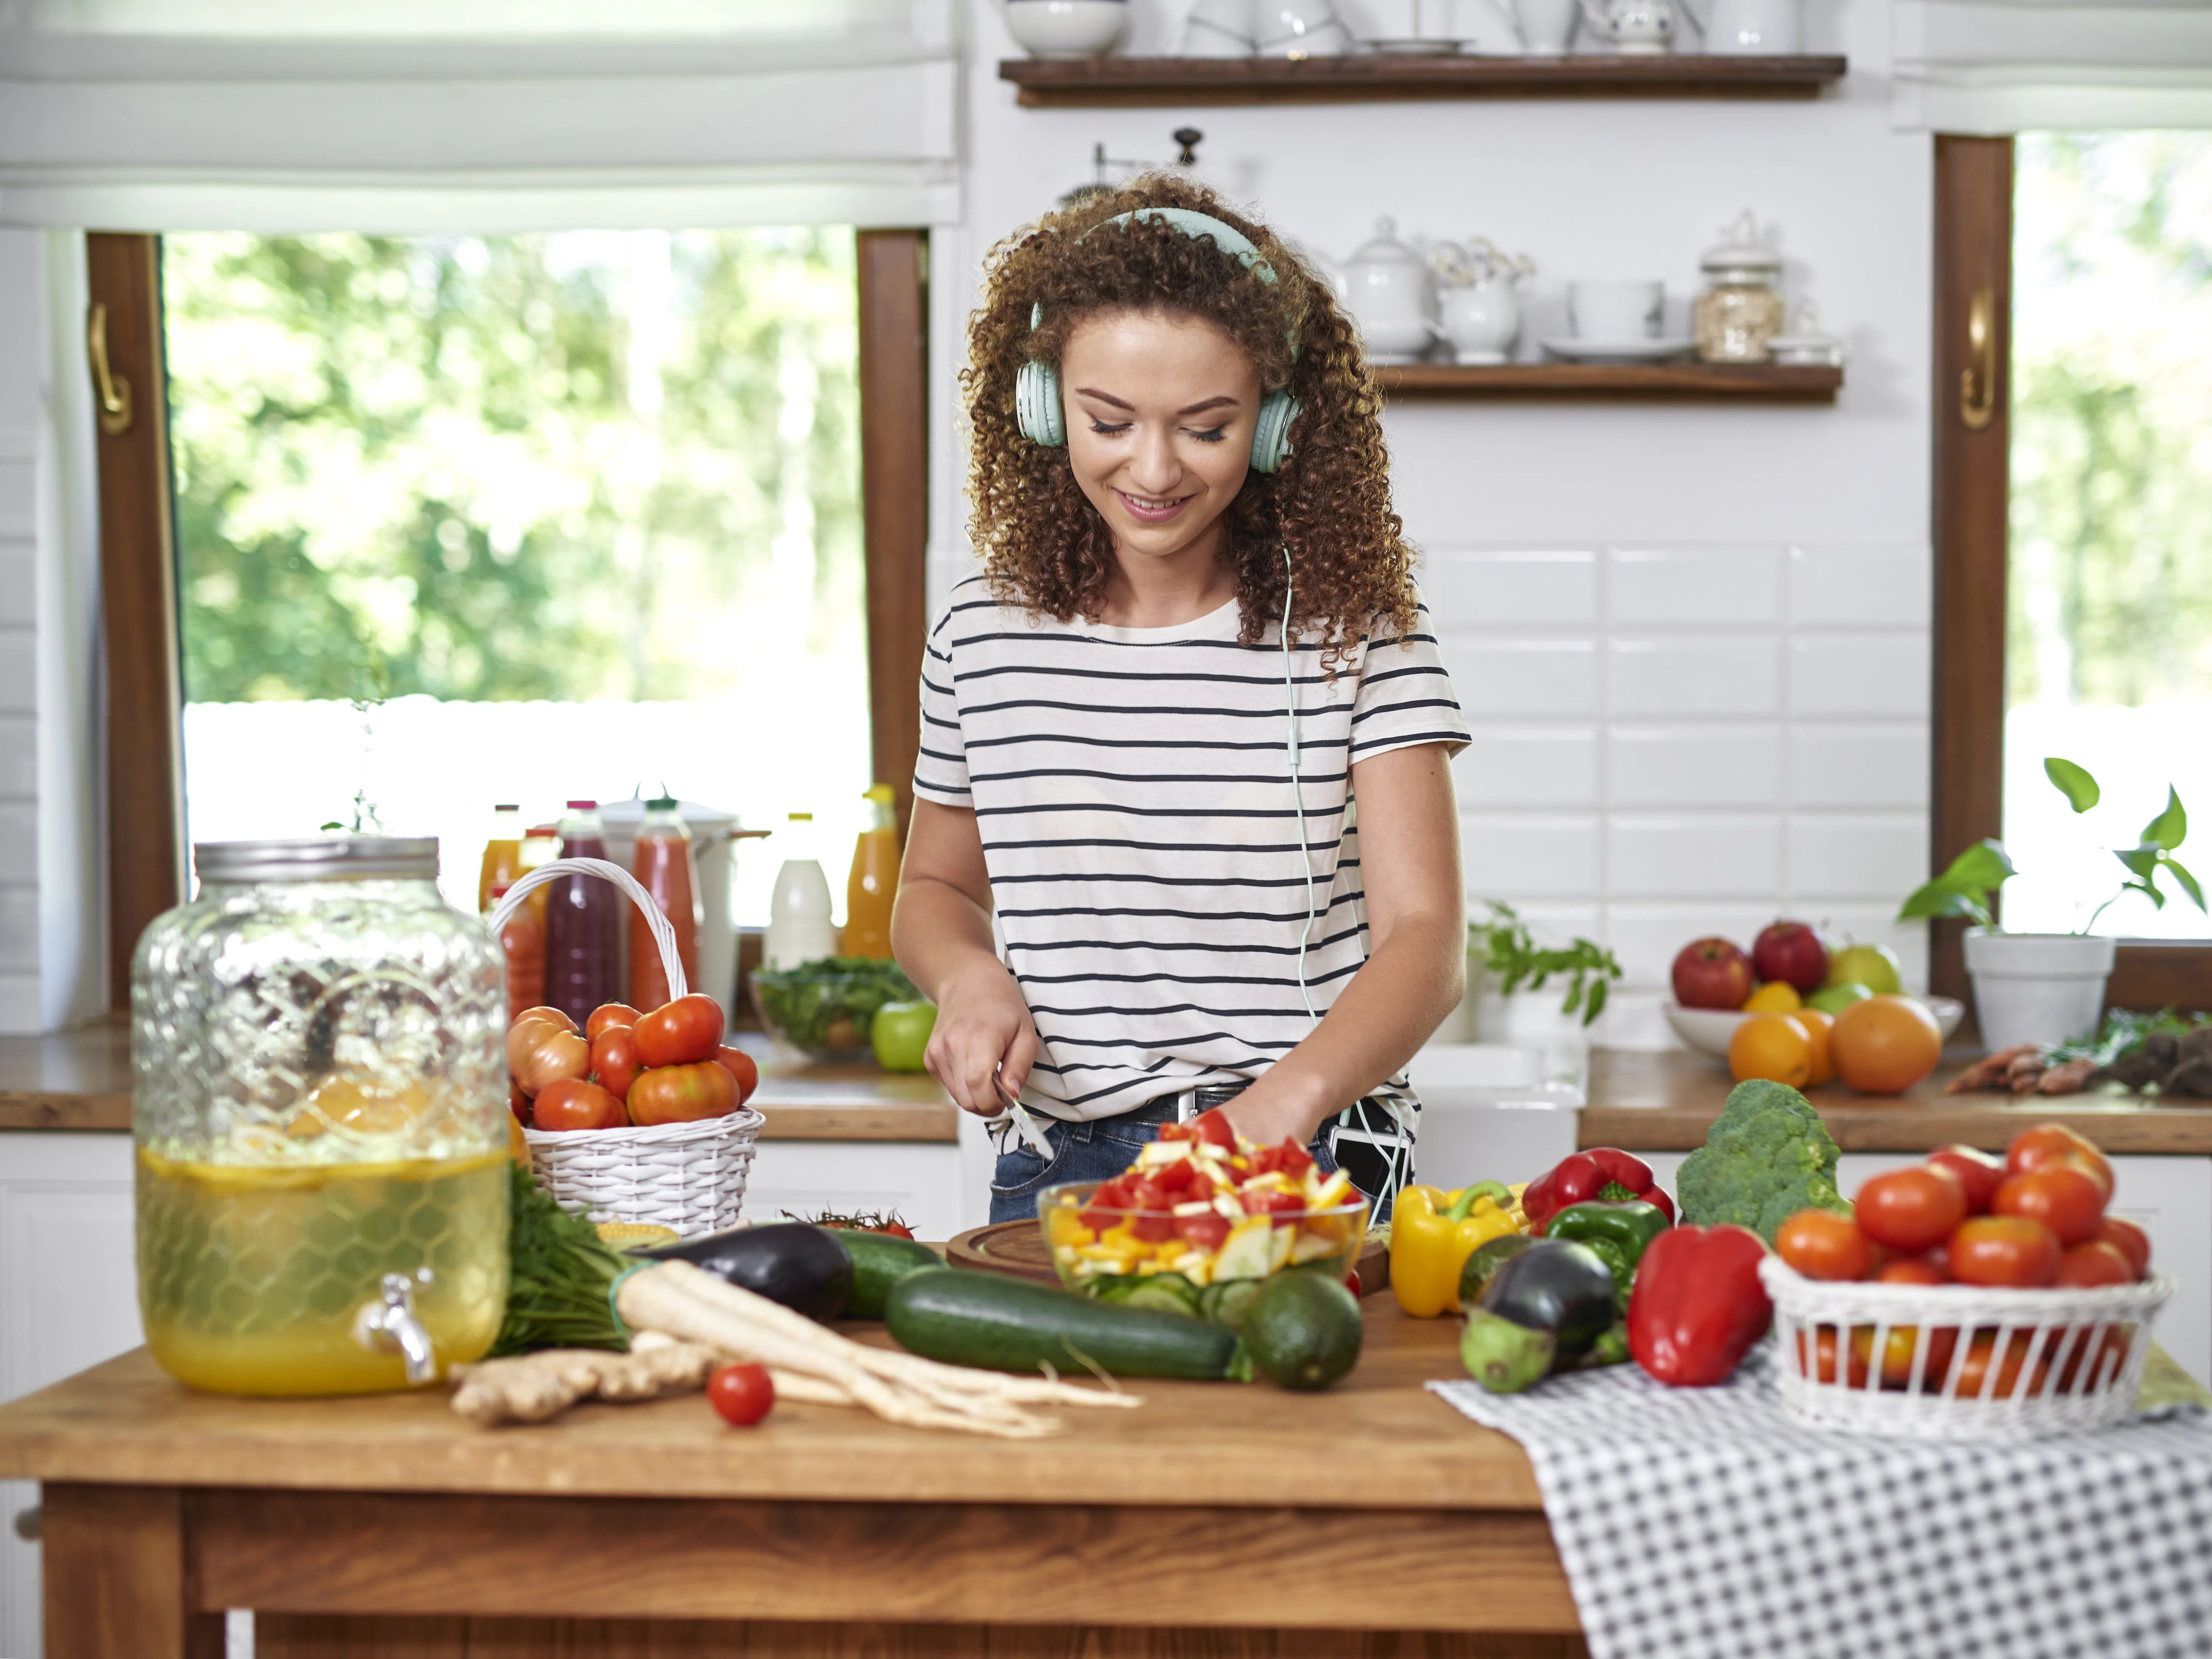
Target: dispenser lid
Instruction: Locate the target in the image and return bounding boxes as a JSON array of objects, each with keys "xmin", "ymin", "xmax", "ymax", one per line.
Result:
[{"xmin": 196, "ymin": 837, "xmax": 439, "ymax": 882}]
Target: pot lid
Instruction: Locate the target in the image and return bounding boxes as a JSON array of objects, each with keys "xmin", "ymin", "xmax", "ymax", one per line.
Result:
[
  {"xmin": 1700, "ymin": 209, "xmax": 1783, "ymax": 276},
  {"xmin": 1346, "ymin": 216, "xmax": 1422, "ymax": 273},
  {"xmin": 596, "ymin": 793, "xmax": 742, "ymax": 831}
]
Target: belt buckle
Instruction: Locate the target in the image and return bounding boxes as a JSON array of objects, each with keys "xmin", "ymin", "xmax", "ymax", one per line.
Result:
[{"xmin": 1173, "ymin": 1089, "xmax": 1197, "ymax": 1123}]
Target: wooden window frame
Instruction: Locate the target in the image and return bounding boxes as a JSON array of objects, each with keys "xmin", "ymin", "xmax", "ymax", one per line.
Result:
[
  {"xmin": 1930, "ymin": 139, "xmax": 2212, "ymax": 1021},
  {"xmin": 88, "ymin": 226, "xmax": 931, "ymax": 1013}
]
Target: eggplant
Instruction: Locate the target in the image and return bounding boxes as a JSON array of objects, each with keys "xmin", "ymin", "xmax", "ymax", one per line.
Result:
[
  {"xmin": 640, "ymin": 1221, "xmax": 853, "ymax": 1322},
  {"xmin": 1459, "ymin": 1239, "xmax": 1618, "ymax": 1395}
]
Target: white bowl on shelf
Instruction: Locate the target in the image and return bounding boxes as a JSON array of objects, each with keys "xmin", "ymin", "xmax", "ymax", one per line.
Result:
[
  {"xmin": 1663, "ymin": 995, "xmax": 1965, "ymax": 1060},
  {"xmin": 1005, "ymin": 0, "xmax": 1129, "ymax": 59}
]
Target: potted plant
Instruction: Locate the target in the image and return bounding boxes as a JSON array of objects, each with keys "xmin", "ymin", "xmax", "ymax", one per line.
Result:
[
  {"xmin": 1900, "ymin": 758, "xmax": 2205, "ymax": 1050},
  {"xmin": 1465, "ymin": 901, "xmax": 1622, "ymax": 1044}
]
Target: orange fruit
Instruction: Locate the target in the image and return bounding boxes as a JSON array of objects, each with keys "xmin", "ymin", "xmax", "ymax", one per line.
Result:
[
  {"xmin": 1830, "ymin": 994, "xmax": 1942, "ymax": 1094},
  {"xmin": 1794, "ymin": 1007, "xmax": 1835, "ymax": 1087},
  {"xmin": 1729, "ymin": 1012, "xmax": 1812, "ymax": 1087},
  {"xmin": 1743, "ymin": 980, "xmax": 1803, "ymax": 1013}
]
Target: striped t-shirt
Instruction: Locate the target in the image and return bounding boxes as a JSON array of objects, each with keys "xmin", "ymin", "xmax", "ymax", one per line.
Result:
[{"xmin": 912, "ymin": 575, "xmax": 1470, "ymax": 1124}]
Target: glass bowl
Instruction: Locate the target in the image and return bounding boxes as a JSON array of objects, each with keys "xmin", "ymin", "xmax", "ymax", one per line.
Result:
[
  {"xmin": 1039, "ymin": 1178, "xmax": 1368, "ymax": 1314},
  {"xmin": 748, "ymin": 959, "xmax": 920, "ymax": 1062}
]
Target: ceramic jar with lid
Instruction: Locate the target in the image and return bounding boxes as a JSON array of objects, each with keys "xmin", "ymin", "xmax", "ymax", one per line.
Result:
[
  {"xmin": 1335, "ymin": 217, "xmax": 1443, "ymax": 363},
  {"xmin": 1431, "ymin": 237, "xmax": 1537, "ymax": 365},
  {"xmin": 1692, "ymin": 210, "xmax": 1785, "ymax": 364}
]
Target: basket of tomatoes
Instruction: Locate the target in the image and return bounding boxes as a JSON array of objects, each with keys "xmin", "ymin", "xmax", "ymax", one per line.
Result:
[
  {"xmin": 1764, "ymin": 1123, "xmax": 2173, "ymax": 1441},
  {"xmin": 493, "ymin": 859, "xmax": 763, "ymax": 1236}
]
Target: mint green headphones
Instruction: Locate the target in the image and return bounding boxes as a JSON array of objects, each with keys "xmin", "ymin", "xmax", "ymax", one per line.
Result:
[{"xmin": 1015, "ymin": 207, "xmax": 1302, "ymax": 474}]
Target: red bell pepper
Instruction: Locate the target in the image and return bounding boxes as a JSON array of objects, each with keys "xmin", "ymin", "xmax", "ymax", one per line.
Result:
[
  {"xmin": 1521, "ymin": 1148, "xmax": 1675, "ymax": 1230},
  {"xmin": 1626, "ymin": 1224, "xmax": 1774, "ymax": 1388}
]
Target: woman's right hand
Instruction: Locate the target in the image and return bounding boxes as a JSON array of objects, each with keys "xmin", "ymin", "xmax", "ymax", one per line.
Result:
[{"xmin": 924, "ymin": 954, "xmax": 1040, "ymax": 1118}]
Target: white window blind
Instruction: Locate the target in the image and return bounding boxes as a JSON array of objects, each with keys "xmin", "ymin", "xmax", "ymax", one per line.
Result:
[
  {"xmin": 0, "ymin": 0, "xmax": 959, "ymax": 230},
  {"xmin": 1896, "ymin": 1, "xmax": 2212, "ymax": 134}
]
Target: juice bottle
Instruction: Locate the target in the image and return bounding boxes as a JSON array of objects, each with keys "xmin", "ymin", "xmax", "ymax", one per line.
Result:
[
  {"xmin": 519, "ymin": 821, "xmax": 559, "ymax": 927},
  {"xmin": 765, "ymin": 812, "xmax": 838, "ymax": 968},
  {"xmin": 490, "ymin": 879, "xmax": 545, "ymax": 1022},
  {"xmin": 545, "ymin": 800, "xmax": 620, "ymax": 1026},
  {"xmin": 629, "ymin": 797, "xmax": 701, "ymax": 1012},
  {"xmin": 477, "ymin": 804, "xmax": 523, "ymax": 914},
  {"xmin": 844, "ymin": 783, "xmax": 900, "ymax": 959}
]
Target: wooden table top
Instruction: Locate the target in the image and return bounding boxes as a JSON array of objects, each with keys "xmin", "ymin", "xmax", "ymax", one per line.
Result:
[{"xmin": 0, "ymin": 1297, "xmax": 1542, "ymax": 1512}]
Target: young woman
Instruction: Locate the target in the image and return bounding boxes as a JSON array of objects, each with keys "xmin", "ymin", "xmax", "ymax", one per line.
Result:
[{"xmin": 892, "ymin": 176, "xmax": 1469, "ymax": 1224}]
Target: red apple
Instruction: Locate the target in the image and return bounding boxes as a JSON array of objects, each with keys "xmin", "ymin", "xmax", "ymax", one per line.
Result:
[
  {"xmin": 1752, "ymin": 920, "xmax": 1830, "ymax": 995},
  {"xmin": 1672, "ymin": 937, "xmax": 1756, "ymax": 1010}
]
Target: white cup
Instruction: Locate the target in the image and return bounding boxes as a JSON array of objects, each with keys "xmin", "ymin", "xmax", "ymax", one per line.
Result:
[{"xmin": 1568, "ymin": 279, "xmax": 1664, "ymax": 341}]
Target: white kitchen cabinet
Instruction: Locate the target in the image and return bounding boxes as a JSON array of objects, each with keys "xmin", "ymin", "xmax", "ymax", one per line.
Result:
[{"xmin": 732, "ymin": 1138, "xmax": 973, "ymax": 1245}]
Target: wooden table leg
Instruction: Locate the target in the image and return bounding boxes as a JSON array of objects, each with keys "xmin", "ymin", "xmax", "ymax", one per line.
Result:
[{"xmin": 41, "ymin": 1484, "xmax": 226, "ymax": 1659}]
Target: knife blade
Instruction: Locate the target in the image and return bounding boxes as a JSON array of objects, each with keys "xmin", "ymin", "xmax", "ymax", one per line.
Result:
[{"xmin": 991, "ymin": 1070, "xmax": 1056, "ymax": 1160}]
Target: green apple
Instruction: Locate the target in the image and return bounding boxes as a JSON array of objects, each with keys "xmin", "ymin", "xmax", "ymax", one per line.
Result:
[
  {"xmin": 1806, "ymin": 981, "xmax": 1873, "ymax": 1016},
  {"xmin": 870, "ymin": 999, "xmax": 938, "ymax": 1073},
  {"xmin": 1824, "ymin": 942, "xmax": 1903, "ymax": 996}
]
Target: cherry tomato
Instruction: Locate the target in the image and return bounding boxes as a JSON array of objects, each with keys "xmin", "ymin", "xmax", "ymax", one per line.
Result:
[
  {"xmin": 1854, "ymin": 1165, "xmax": 1967, "ymax": 1254},
  {"xmin": 707, "ymin": 1361, "xmax": 775, "ymax": 1427},
  {"xmin": 633, "ymin": 994, "xmax": 725, "ymax": 1068},
  {"xmin": 714, "ymin": 1044, "xmax": 760, "ymax": 1105},
  {"xmin": 531, "ymin": 1076, "xmax": 626, "ymax": 1131},
  {"xmin": 873, "ymin": 1220, "xmax": 916, "ymax": 1240},
  {"xmin": 2094, "ymin": 1215, "xmax": 2151, "ymax": 1279},
  {"xmin": 627, "ymin": 1059, "xmax": 737, "ymax": 1126},
  {"xmin": 586, "ymin": 1003, "xmax": 641, "ymax": 1040},
  {"xmin": 508, "ymin": 1018, "xmax": 590, "ymax": 1098},
  {"xmin": 512, "ymin": 1006, "xmax": 576, "ymax": 1033},
  {"xmin": 591, "ymin": 1026, "xmax": 643, "ymax": 1104},
  {"xmin": 1953, "ymin": 1330, "xmax": 2050, "ymax": 1400},
  {"xmin": 1925, "ymin": 1145, "xmax": 2005, "ymax": 1214},
  {"xmin": 1992, "ymin": 1163, "xmax": 2105, "ymax": 1246},
  {"xmin": 1796, "ymin": 1325, "xmax": 1869, "ymax": 1387},
  {"xmin": 1346, "ymin": 1269, "xmax": 1363, "ymax": 1296},
  {"xmin": 1852, "ymin": 1321, "xmax": 1959, "ymax": 1391},
  {"xmin": 1876, "ymin": 1254, "xmax": 1950, "ymax": 1286},
  {"xmin": 1775, "ymin": 1209, "xmax": 1873, "ymax": 1281},
  {"xmin": 2006, "ymin": 1124, "xmax": 2109, "ymax": 1197},
  {"xmin": 2054, "ymin": 1240, "xmax": 2134, "ymax": 1287},
  {"xmin": 1948, "ymin": 1215, "xmax": 2062, "ymax": 1286}
]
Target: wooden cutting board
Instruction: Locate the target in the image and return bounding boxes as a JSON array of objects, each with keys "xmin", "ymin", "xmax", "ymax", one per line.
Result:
[{"xmin": 947, "ymin": 1220, "xmax": 1390, "ymax": 1296}]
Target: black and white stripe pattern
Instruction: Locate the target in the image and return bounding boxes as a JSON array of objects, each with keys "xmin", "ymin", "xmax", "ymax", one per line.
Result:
[{"xmin": 913, "ymin": 576, "xmax": 1469, "ymax": 1123}]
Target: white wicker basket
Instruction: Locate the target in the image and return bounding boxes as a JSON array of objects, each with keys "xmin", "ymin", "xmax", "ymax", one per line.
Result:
[
  {"xmin": 490, "ymin": 858, "xmax": 762, "ymax": 1236},
  {"xmin": 1761, "ymin": 1256, "xmax": 2175, "ymax": 1442}
]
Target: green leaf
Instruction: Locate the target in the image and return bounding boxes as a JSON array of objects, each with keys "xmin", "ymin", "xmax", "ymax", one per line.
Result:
[
  {"xmin": 2142, "ymin": 787, "xmax": 2188, "ymax": 853},
  {"xmin": 2044, "ymin": 756, "xmax": 2101, "ymax": 814},
  {"xmin": 2117, "ymin": 845, "xmax": 2162, "ymax": 883},
  {"xmin": 1898, "ymin": 883, "xmax": 1993, "ymax": 925},
  {"xmin": 1584, "ymin": 977, "xmax": 1609, "ymax": 1024},
  {"xmin": 2164, "ymin": 855, "xmax": 2207, "ymax": 912},
  {"xmin": 1944, "ymin": 839, "xmax": 2017, "ymax": 890}
]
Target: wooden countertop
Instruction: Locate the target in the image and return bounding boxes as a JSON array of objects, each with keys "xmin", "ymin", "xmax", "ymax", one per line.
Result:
[
  {"xmin": 0, "ymin": 1017, "xmax": 956, "ymax": 1143},
  {"xmin": 0, "ymin": 1296, "xmax": 1540, "ymax": 1512},
  {"xmin": 1582, "ymin": 1048, "xmax": 2212, "ymax": 1155}
]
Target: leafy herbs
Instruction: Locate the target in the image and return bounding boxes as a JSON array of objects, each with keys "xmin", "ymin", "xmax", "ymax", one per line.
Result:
[
  {"xmin": 1471, "ymin": 901, "xmax": 1622, "ymax": 1028},
  {"xmin": 752, "ymin": 957, "xmax": 921, "ymax": 1054},
  {"xmin": 490, "ymin": 1163, "xmax": 629, "ymax": 1357}
]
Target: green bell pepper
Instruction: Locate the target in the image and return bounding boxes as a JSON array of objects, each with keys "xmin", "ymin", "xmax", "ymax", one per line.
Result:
[{"xmin": 1539, "ymin": 1199, "xmax": 1672, "ymax": 1309}]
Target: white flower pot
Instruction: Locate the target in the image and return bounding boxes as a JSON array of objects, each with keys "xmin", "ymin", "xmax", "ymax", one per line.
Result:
[{"xmin": 1962, "ymin": 929, "xmax": 2116, "ymax": 1052}]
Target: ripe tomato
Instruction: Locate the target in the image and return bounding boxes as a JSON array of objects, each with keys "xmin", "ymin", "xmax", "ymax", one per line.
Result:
[
  {"xmin": 633, "ymin": 994, "xmax": 725, "ymax": 1068},
  {"xmin": 2094, "ymin": 1215, "xmax": 2151, "ymax": 1279},
  {"xmin": 1775, "ymin": 1208, "xmax": 1873, "ymax": 1281},
  {"xmin": 1992, "ymin": 1163, "xmax": 2106, "ymax": 1246},
  {"xmin": 586, "ymin": 1003, "xmax": 641, "ymax": 1040},
  {"xmin": 707, "ymin": 1361, "xmax": 775, "ymax": 1427},
  {"xmin": 1854, "ymin": 1164, "xmax": 1967, "ymax": 1254},
  {"xmin": 1852, "ymin": 1321, "xmax": 1959, "ymax": 1391},
  {"xmin": 2056, "ymin": 1324, "xmax": 2134, "ymax": 1392},
  {"xmin": 627, "ymin": 1059, "xmax": 737, "ymax": 1126},
  {"xmin": 1192, "ymin": 1107, "xmax": 1237, "ymax": 1152},
  {"xmin": 508, "ymin": 1019, "xmax": 590, "ymax": 1098},
  {"xmin": 1828, "ymin": 995, "xmax": 1942, "ymax": 1094},
  {"xmin": 1948, "ymin": 1215, "xmax": 2062, "ymax": 1286},
  {"xmin": 1175, "ymin": 1211, "xmax": 1231, "ymax": 1253},
  {"xmin": 1953, "ymin": 1331, "xmax": 2050, "ymax": 1400},
  {"xmin": 2006, "ymin": 1124, "xmax": 2110, "ymax": 1194},
  {"xmin": 531, "ymin": 1076, "xmax": 626, "ymax": 1131},
  {"xmin": 714, "ymin": 1044, "xmax": 760, "ymax": 1105},
  {"xmin": 1925, "ymin": 1145, "xmax": 2005, "ymax": 1214},
  {"xmin": 1876, "ymin": 1254, "xmax": 1950, "ymax": 1286},
  {"xmin": 2054, "ymin": 1240, "xmax": 2134, "ymax": 1287},
  {"xmin": 509, "ymin": 1082, "xmax": 531, "ymax": 1126},
  {"xmin": 1796, "ymin": 1324, "xmax": 1869, "ymax": 1387},
  {"xmin": 590, "ymin": 1026, "xmax": 643, "ymax": 1103},
  {"xmin": 512, "ymin": 1006, "xmax": 576, "ymax": 1033}
]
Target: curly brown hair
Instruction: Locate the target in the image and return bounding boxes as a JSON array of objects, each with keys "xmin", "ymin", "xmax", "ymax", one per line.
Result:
[{"xmin": 961, "ymin": 174, "xmax": 1417, "ymax": 664}]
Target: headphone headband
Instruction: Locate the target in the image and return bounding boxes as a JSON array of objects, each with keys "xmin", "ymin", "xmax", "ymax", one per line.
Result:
[{"xmin": 1086, "ymin": 208, "xmax": 1279, "ymax": 287}]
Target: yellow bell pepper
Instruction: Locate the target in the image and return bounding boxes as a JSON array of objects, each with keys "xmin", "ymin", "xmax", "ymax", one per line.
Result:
[{"xmin": 1389, "ymin": 1182, "xmax": 1520, "ymax": 1317}]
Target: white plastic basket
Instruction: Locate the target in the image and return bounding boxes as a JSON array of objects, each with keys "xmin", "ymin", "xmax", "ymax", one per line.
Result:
[
  {"xmin": 1761, "ymin": 1256, "xmax": 2175, "ymax": 1442},
  {"xmin": 490, "ymin": 858, "xmax": 762, "ymax": 1235}
]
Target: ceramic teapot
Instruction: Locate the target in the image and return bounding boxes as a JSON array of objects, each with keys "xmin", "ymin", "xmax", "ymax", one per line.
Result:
[
  {"xmin": 1333, "ymin": 217, "xmax": 1442, "ymax": 363},
  {"xmin": 1576, "ymin": 0, "xmax": 1675, "ymax": 53},
  {"xmin": 1430, "ymin": 238, "xmax": 1536, "ymax": 365}
]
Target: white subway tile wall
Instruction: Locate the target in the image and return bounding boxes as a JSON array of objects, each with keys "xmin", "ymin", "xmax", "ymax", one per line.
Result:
[
  {"xmin": 1437, "ymin": 544, "xmax": 1933, "ymax": 1045},
  {"xmin": 0, "ymin": 421, "xmax": 32, "ymax": 1033}
]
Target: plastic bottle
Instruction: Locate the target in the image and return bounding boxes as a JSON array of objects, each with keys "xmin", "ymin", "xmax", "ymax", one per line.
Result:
[
  {"xmin": 544, "ymin": 800, "xmax": 621, "ymax": 1027},
  {"xmin": 765, "ymin": 812, "xmax": 838, "ymax": 969},
  {"xmin": 488, "ymin": 879, "xmax": 546, "ymax": 1023},
  {"xmin": 629, "ymin": 797, "xmax": 702, "ymax": 1013},
  {"xmin": 518, "ymin": 820, "xmax": 559, "ymax": 928},
  {"xmin": 477, "ymin": 805, "xmax": 524, "ymax": 914},
  {"xmin": 844, "ymin": 783, "xmax": 901, "ymax": 960}
]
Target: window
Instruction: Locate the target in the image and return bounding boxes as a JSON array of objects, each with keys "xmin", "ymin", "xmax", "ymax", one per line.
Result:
[{"xmin": 162, "ymin": 228, "xmax": 870, "ymax": 923}]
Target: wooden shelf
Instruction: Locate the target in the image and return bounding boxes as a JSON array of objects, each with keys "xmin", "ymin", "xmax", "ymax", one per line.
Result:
[
  {"xmin": 1374, "ymin": 360, "xmax": 1843, "ymax": 402},
  {"xmin": 1000, "ymin": 53, "xmax": 1848, "ymax": 108}
]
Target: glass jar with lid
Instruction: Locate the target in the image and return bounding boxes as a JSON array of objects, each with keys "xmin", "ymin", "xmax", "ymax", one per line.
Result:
[
  {"xmin": 1692, "ymin": 211, "xmax": 1786, "ymax": 364},
  {"xmin": 133, "ymin": 837, "xmax": 510, "ymax": 1396}
]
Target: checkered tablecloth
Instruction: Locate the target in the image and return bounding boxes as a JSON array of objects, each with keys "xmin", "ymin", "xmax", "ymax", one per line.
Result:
[{"xmin": 1429, "ymin": 1349, "xmax": 2212, "ymax": 1659}]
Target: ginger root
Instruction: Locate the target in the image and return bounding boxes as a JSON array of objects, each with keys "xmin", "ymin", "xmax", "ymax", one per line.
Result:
[{"xmin": 449, "ymin": 1336, "xmax": 719, "ymax": 1426}]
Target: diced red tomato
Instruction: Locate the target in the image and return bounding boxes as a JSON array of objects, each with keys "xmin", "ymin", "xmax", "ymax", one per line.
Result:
[
  {"xmin": 1193, "ymin": 1109, "xmax": 1237, "ymax": 1152},
  {"xmin": 1243, "ymin": 1188, "xmax": 1306, "ymax": 1219},
  {"xmin": 1131, "ymin": 1212, "xmax": 1175, "ymax": 1243},
  {"xmin": 1157, "ymin": 1121, "xmax": 1198, "ymax": 1144},
  {"xmin": 1175, "ymin": 1211, "xmax": 1231, "ymax": 1252}
]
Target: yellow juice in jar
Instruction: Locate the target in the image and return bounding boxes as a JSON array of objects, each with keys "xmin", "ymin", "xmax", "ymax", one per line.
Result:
[{"xmin": 136, "ymin": 1147, "xmax": 509, "ymax": 1396}]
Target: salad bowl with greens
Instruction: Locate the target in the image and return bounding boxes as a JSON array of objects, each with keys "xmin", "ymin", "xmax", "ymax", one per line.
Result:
[{"xmin": 750, "ymin": 957, "xmax": 922, "ymax": 1060}]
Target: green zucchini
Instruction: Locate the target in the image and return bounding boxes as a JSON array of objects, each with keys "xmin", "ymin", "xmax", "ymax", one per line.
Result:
[
  {"xmin": 884, "ymin": 1268, "xmax": 1241, "ymax": 1380},
  {"xmin": 830, "ymin": 1229, "xmax": 945, "ymax": 1319}
]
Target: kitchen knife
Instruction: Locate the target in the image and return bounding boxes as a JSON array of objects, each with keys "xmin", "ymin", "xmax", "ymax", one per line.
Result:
[{"xmin": 991, "ymin": 1071, "xmax": 1056, "ymax": 1160}]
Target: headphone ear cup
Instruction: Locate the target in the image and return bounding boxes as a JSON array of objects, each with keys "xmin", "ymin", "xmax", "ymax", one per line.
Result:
[
  {"xmin": 1250, "ymin": 390, "xmax": 1299, "ymax": 474},
  {"xmin": 1016, "ymin": 359, "xmax": 1067, "ymax": 447}
]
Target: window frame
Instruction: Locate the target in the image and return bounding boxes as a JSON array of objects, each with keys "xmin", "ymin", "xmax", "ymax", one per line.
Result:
[
  {"xmin": 1930, "ymin": 137, "xmax": 2212, "ymax": 1022},
  {"xmin": 89, "ymin": 225, "xmax": 929, "ymax": 1012}
]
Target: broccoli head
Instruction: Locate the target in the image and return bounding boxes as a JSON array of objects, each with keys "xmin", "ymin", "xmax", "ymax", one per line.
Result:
[{"xmin": 1675, "ymin": 1078, "xmax": 1850, "ymax": 1243}]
